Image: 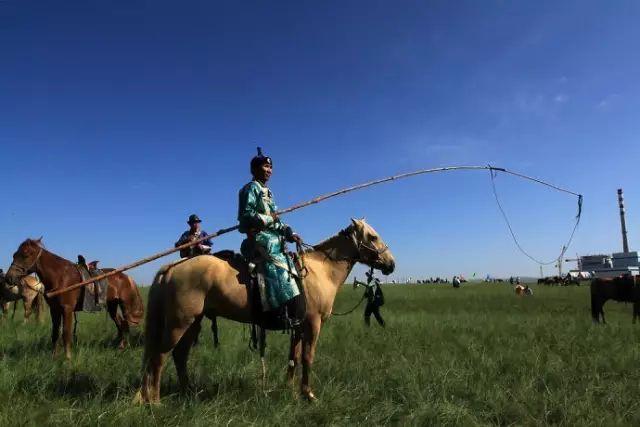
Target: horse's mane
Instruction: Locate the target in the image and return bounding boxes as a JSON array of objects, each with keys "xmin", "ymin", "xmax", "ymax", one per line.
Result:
[
  {"xmin": 24, "ymin": 238, "xmax": 44, "ymax": 248},
  {"xmin": 21, "ymin": 238, "xmax": 71, "ymax": 265},
  {"xmin": 311, "ymin": 225, "xmax": 353, "ymax": 253}
]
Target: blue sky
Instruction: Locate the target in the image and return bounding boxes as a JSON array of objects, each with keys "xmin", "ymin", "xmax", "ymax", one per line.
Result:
[{"xmin": 1, "ymin": 1, "xmax": 639, "ymax": 283}]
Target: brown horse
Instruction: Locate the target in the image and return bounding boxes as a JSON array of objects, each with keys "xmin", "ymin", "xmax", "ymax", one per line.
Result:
[
  {"xmin": 591, "ymin": 275, "xmax": 640, "ymax": 323},
  {"xmin": 3, "ymin": 238, "xmax": 145, "ymax": 358},
  {"xmin": 135, "ymin": 218, "xmax": 395, "ymax": 404}
]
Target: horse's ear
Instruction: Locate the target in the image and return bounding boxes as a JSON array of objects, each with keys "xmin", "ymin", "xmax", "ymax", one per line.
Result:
[
  {"xmin": 350, "ymin": 218, "xmax": 360, "ymax": 227},
  {"xmin": 36, "ymin": 236, "xmax": 43, "ymax": 243}
]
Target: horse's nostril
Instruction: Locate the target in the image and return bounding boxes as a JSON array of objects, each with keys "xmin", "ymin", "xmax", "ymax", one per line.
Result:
[{"xmin": 387, "ymin": 260, "xmax": 395, "ymax": 273}]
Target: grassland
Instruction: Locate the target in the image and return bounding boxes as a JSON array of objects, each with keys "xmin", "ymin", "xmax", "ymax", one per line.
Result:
[{"xmin": 1, "ymin": 283, "xmax": 640, "ymax": 426}]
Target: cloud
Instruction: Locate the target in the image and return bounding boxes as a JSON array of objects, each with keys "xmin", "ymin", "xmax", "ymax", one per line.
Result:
[
  {"xmin": 596, "ymin": 94, "xmax": 620, "ymax": 111},
  {"xmin": 554, "ymin": 94, "xmax": 568, "ymax": 103}
]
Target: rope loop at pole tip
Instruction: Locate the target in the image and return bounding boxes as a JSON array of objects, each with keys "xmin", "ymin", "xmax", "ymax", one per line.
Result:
[
  {"xmin": 577, "ymin": 195, "xmax": 583, "ymax": 219},
  {"xmin": 488, "ymin": 167, "xmax": 582, "ymax": 266}
]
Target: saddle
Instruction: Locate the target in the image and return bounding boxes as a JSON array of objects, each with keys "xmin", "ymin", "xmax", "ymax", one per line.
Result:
[
  {"xmin": 213, "ymin": 250, "xmax": 306, "ymax": 331},
  {"xmin": 76, "ymin": 255, "xmax": 108, "ymax": 312}
]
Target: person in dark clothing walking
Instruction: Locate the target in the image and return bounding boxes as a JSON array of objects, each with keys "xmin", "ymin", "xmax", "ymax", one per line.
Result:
[{"xmin": 363, "ymin": 269, "xmax": 385, "ymax": 327}]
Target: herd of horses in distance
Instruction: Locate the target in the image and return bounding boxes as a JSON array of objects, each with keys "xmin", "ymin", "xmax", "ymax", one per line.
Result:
[{"xmin": 0, "ymin": 219, "xmax": 638, "ymax": 403}]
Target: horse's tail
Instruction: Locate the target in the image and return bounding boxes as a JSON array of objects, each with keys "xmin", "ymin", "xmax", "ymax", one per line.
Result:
[
  {"xmin": 143, "ymin": 270, "xmax": 165, "ymax": 357},
  {"xmin": 134, "ymin": 269, "xmax": 166, "ymax": 404},
  {"xmin": 124, "ymin": 276, "xmax": 145, "ymax": 326}
]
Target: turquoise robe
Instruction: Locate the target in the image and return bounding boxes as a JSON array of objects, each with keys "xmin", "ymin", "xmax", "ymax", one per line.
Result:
[{"xmin": 238, "ymin": 180, "xmax": 300, "ymax": 311}]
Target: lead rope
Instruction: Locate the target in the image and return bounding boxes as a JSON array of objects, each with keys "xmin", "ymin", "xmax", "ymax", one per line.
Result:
[{"xmin": 333, "ymin": 267, "xmax": 375, "ymax": 316}]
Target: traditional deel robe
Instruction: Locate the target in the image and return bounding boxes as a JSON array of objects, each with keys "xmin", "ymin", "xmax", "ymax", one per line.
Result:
[{"xmin": 238, "ymin": 180, "xmax": 300, "ymax": 311}]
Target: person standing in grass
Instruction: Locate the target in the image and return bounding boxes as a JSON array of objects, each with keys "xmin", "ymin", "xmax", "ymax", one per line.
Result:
[
  {"xmin": 453, "ymin": 276, "xmax": 461, "ymax": 288},
  {"xmin": 364, "ymin": 269, "xmax": 385, "ymax": 327}
]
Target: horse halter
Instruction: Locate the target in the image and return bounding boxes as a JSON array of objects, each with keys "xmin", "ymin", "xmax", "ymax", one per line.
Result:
[
  {"xmin": 9, "ymin": 245, "xmax": 44, "ymax": 279},
  {"xmin": 340, "ymin": 227, "xmax": 389, "ymax": 266}
]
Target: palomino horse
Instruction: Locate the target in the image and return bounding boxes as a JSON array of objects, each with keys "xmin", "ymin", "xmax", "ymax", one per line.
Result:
[
  {"xmin": 136, "ymin": 218, "xmax": 395, "ymax": 404},
  {"xmin": 3, "ymin": 238, "xmax": 145, "ymax": 358},
  {"xmin": 9, "ymin": 276, "xmax": 46, "ymax": 322}
]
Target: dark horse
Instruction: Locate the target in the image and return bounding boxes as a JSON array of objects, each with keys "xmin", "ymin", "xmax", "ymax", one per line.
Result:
[
  {"xmin": 590, "ymin": 275, "xmax": 640, "ymax": 323},
  {"xmin": 3, "ymin": 238, "xmax": 145, "ymax": 359}
]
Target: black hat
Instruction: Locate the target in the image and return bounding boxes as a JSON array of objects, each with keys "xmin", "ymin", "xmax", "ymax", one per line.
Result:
[
  {"xmin": 250, "ymin": 147, "xmax": 272, "ymax": 173},
  {"xmin": 187, "ymin": 214, "xmax": 202, "ymax": 225}
]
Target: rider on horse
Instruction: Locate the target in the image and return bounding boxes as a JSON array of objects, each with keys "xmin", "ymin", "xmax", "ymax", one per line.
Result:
[
  {"xmin": 175, "ymin": 214, "xmax": 213, "ymax": 258},
  {"xmin": 238, "ymin": 148, "xmax": 304, "ymax": 327}
]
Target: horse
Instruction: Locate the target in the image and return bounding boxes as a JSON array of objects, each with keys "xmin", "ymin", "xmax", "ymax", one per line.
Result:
[
  {"xmin": 135, "ymin": 218, "xmax": 395, "ymax": 404},
  {"xmin": 0, "ymin": 270, "xmax": 15, "ymax": 320},
  {"xmin": 9, "ymin": 276, "xmax": 46, "ymax": 322},
  {"xmin": 3, "ymin": 238, "xmax": 145, "ymax": 358},
  {"xmin": 590, "ymin": 275, "xmax": 640, "ymax": 323},
  {"xmin": 514, "ymin": 284, "xmax": 533, "ymax": 296}
]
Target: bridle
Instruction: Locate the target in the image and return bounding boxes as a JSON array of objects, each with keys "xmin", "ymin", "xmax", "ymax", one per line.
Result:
[
  {"xmin": 312, "ymin": 227, "xmax": 389, "ymax": 267},
  {"xmin": 354, "ymin": 234, "xmax": 389, "ymax": 265},
  {"xmin": 8, "ymin": 245, "xmax": 44, "ymax": 280}
]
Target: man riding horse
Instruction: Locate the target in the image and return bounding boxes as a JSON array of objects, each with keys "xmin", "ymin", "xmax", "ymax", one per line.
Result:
[
  {"xmin": 175, "ymin": 214, "xmax": 213, "ymax": 258},
  {"xmin": 238, "ymin": 147, "xmax": 304, "ymax": 328}
]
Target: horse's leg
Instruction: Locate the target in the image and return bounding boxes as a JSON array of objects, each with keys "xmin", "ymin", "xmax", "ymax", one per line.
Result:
[
  {"xmin": 35, "ymin": 294, "xmax": 45, "ymax": 323},
  {"xmin": 117, "ymin": 300, "xmax": 131, "ymax": 349},
  {"xmin": 172, "ymin": 315, "xmax": 202, "ymax": 392},
  {"xmin": 12, "ymin": 300, "xmax": 19, "ymax": 320},
  {"xmin": 300, "ymin": 316, "xmax": 322, "ymax": 401},
  {"xmin": 50, "ymin": 307, "xmax": 62, "ymax": 357},
  {"xmin": 140, "ymin": 322, "xmax": 193, "ymax": 403},
  {"xmin": 107, "ymin": 300, "xmax": 127, "ymax": 349},
  {"xmin": 211, "ymin": 316, "xmax": 220, "ymax": 348},
  {"xmin": 287, "ymin": 329, "xmax": 302, "ymax": 386},
  {"xmin": 23, "ymin": 298, "xmax": 33, "ymax": 323},
  {"xmin": 62, "ymin": 308, "xmax": 75, "ymax": 359},
  {"xmin": 259, "ymin": 327, "xmax": 267, "ymax": 391}
]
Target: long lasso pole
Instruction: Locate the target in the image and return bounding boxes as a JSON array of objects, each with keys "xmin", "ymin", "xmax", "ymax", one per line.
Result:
[{"xmin": 46, "ymin": 165, "xmax": 582, "ymax": 297}]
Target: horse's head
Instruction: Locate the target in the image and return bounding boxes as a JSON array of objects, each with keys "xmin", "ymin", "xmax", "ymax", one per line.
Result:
[
  {"xmin": 5, "ymin": 238, "xmax": 44, "ymax": 291},
  {"xmin": 345, "ymin": 218, "xmax": 395, "ymax": 275}
]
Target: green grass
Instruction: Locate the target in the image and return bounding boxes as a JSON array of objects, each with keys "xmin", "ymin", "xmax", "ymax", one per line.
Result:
[{"xmin": 1, "ymin": 284, "xmax": 640, "ymax": 426}]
